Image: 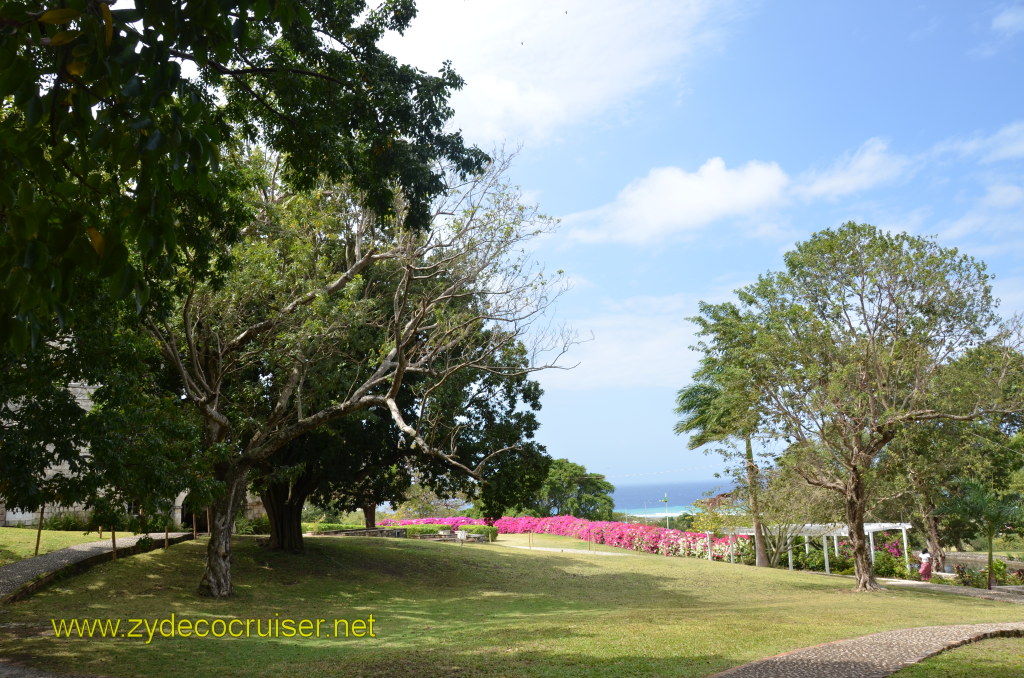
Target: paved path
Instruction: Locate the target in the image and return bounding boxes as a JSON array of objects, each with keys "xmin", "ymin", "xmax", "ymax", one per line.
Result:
[
  {"xmin": 496, "ymin": 544, "xmax": 634, "ymax": 556},
  {"xmin": 0, "ymin": 533, "xmax": 191, "ymax": 603},
  {"xmin": 879, "ymin": 577, "xmax": 1024, "ymax": 604},
  {"xmin": 710, "ymin": 622, "xmax": 1024, "ymax": 678}
]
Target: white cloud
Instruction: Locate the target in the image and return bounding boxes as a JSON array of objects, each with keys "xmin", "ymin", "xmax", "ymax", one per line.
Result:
[
  {"xmin": 380, "ymin": 0, "xmax": 736, "ymax": 146},
  {"xmin": 794, "ymin": 138, "xmax": 912, "ymax": 200},
  {"xmin": 936, "ymin": 179, "xmax": 1024, "ymax": 241},
  {"xmin": 539, "ymin": 296, "xmax": 700, "ymax": 391},
  {"xmin": 565, "ymin": 158, "xmax": 789, "ymax": 244},
  {"xmin": 991, "ymin": 276, "xmax": 1024, "ymax": 316},
  {"xmin": 930, "ymin": 121, "xmax": 1024, "ymax": 162},
  {"xmin": 970, "ymin": 4, "xmax": 1024, "ymax": 57},
  {"xmin": 981, "ymin": 183, "xmax": 1024, "ymax": 208},
  {"xmin": 980, "ymin": 121, "xmax": 1024, "ymax": 162},
  {"xmin": 539, "ymin": 289, "xmax": 746, "ymax": 391},
  {"xmin": 992, "ymin": 5, "xmax": 1024, "ymax": 36}
]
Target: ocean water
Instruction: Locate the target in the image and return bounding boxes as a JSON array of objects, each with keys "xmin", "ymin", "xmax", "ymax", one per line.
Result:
[{"xmin": 611, "ymin": 480, "xmax": 734, "ymax": 514}]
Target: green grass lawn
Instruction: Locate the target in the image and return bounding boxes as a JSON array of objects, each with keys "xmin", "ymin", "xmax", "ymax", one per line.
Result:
[
  {"xmin": 0, "ymin": 528, "xmax": 105, "ymax": 567},
  {"xmin": 0, "ymin": 533, "xmax": 1021, "ymax": 677},
  {"xmin": 892, "ymin": 636, "xmax": 1024, "ymax": 677}
]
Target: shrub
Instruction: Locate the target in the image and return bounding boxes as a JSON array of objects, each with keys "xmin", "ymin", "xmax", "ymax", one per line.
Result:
[
  {"xmin": 43, "ymin": 512, "xmax": 90, "ymax": 531},
  {"xmin": 302, "ymin": 523, "xmax": 365, "ymax": 533},
  {"xmin": 235, "ymin": 515, "xmax": 271, "ymax": 535},
  {"xmin": 492, "ymin": 515, "xmax": 744, "ymax": 560},
  {"xmin": 401, "ymin": 524, "xmax": 498, "ymax": 541},
  {"xmin": 954, "ymin": 564, "xmax": 985, "ymax": 587},
  {"xmin": 872, "ymin": 551, "xmax": 909, "ymax": 579},
  {"xmin": 984, "ymin": 559, "xmax": 1008, "ymax": 586}
]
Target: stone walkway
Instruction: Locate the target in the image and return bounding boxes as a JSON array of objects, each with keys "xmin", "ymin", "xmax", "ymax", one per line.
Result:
[
  {"xmin": 880, "ymin": 577, "xmax": 1024, "ymax": 604},
  {"xmin": 709, "ymin": 622, "xmax": 1024, "ymax": 678},
  {"xmin": 497, "ymin": 544, "xmax": 634, "ymax": 556},
  {"xmin": 0, "ymin": 533, "xmax": 191, "ymax": 603}
]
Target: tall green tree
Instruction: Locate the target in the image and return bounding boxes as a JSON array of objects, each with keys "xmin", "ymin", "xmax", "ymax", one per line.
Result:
[
  {"xmin": 1, "ymin": 0, "xmax": 485, "ymax": 350},
  {"xmin": 149, "ymin": 158, "xmax": 566, "ymax": 596},
  {"xmin": 881, "ymin": 418, "xmax": 1024, "ymax": 573},
  {"xmin": 691, "ymin": 222, "xmax": 1020, "ymax": 591},
  {"xmin": 675, "ymin": 362, "xmax": 770, "ymax": 567},
  {"xmin": 528, "ymin": 459, "xmax": 615, "ymax": 521}
]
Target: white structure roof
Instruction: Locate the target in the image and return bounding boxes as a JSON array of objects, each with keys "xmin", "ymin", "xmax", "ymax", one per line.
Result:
[{"xmin": 722, "ymin": 522, "xmax": 911, "ymax": 537}]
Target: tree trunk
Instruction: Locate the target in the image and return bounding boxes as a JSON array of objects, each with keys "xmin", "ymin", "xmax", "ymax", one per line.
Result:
[
  {"xmin": 199, "ymin": 464, "xmax": 249, "ymax": 598},
  {"xmin": 911, "ymin": 473, "xmax": 945, "ymax": 573},
  {"xmin": 987, "ymin": 533, "xmax": 995, "ymax": 590},
  {"xmin": 744, "ymin": 436, "xmax": 769, "ymax": 567},
  {"xmin": 261, "ymin": 480, "xmax": 308, "ymax": 553},
  {"xmin": 923, "ymin": 512, "xmax": 945, "ymax": 573},
  {"xmin": 844, "ymin": 474, "xmax": 881, "ymax": 591},
  {"xmin": 361, "ymin": 500, "xmax": 377, "ymax": 529},
  {"xmin": 34, "ymin": 505, "xmax": 44, "ymax": 556}
]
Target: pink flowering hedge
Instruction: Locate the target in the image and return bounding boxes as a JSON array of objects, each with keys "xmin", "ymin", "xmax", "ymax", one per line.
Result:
[
  {"xmin": 382, "ymin": 515, "xmax": 749, "ymax": 560},
  {"xmin": 493, "ymin": 515, "xmax": 748, "ymax": 560}
]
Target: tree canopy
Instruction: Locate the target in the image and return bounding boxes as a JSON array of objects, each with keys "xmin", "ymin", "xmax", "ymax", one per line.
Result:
[
  {"xmin": 0, "ymin": 0, "xmax": 486, "ymax": 350},
  {"xmin": 690, "ymin": 222, "xmax": 1021, "ymax": 590},
  {"xmin": 525, "ymin": 458, "xmax": 615, "ymax": 521}
]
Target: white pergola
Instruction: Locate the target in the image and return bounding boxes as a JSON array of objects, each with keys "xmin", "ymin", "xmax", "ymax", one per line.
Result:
[{"xmin": 719, "ymin": 523, "xmax": 912, "ymax": 574}]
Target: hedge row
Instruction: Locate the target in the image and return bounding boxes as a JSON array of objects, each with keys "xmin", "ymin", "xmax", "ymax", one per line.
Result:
[{"xmin": 401, "ymin": 524, "xmax": 497, "ymax": 541}]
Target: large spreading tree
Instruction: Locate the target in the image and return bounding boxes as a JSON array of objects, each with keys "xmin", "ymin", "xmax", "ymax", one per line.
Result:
[
  {"xmin": 691, "ymin": 222, "xmax": 1021, "ymax": 591},
  {"xmin": 148, "ymin": 156, "xmax": 567, "ymax": 596}
]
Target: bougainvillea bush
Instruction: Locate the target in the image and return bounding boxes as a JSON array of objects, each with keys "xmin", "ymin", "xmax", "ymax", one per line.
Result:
[
  {"xmin": 382, "ymin": 515, "xmax": 747, "ymax": 560},
  {"xmin": 379, "ymin": 517, "xmax": 922, "ymax": 576},
  {"xmin": 493, "ymin": 515, "xmax": 748, "ymax": 560}
]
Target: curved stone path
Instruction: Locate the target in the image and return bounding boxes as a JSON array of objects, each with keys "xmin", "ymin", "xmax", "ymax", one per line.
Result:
[
  {"xmin": 497, "ymin": 544, "xmax": 634, "ymax": 556},
  {"xmin": 709, "ymin": 622, "xmax": 1024, "ymax": 678},
  {"xmin": 0, "ymin": 533, "xmax": 191, "ymax": 603}
]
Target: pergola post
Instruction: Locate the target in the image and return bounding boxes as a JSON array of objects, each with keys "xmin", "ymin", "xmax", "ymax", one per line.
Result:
[
  {"xmin": 869, "ymin": 530, "xmax": 876, "ymax": 565},
  {"xmin": 901, "ymin": 527, "xmax": 910, "ymax": 573},
  {"xmin": 835, "ymin": 533, "xmax": 840, "ymax": 557},
  {"xmin": 824, "ymin": 535, "xmax": 831, "ymax": 575}
]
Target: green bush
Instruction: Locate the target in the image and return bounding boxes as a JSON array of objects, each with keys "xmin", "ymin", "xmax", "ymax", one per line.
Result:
[
  {"xmin": 984, "ymin": 559, "xmax": 1008, "ymax": 585},
  {"xmin": 43, "ymin": 512, "xmax": 90, "ymax": 531},
  {"xmin": 795, "ymin": 547, "xmax": 853, "ymax": 573},
  {"xmin": 400, "ymin": 524, "xmax": 498, "ymax": 541},
  {"xmin": 302, "ymin": 523, "xmax": 365, "ymax": 533},
  {"xmin": 954, "ymin": 564, "xmax": 985, "ymax": 587},
  {"xmin": 235, "ymin": 515, "xmax": 271, "ymax": 535},
  {"xmin": 872, "ymin": 551, "xmax": 909, "ymax": 578}
]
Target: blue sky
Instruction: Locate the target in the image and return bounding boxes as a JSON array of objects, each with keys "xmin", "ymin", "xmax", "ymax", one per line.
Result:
[{"xmin": 383, "ymin": 1, "xmax": 1024, "ymax": 485}]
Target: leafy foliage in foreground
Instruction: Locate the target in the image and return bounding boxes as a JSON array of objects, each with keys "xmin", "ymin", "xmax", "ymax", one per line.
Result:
[{"xmin": 0, "ymin": 0, "xmax": 486, "ymax": 349}]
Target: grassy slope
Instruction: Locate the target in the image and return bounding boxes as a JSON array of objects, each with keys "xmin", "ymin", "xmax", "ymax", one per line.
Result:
[
  {"xmin": 0, "ymin": 534, "xmax": 1021, "ymax": 678},
  {"xmin": 0, "ymin": 528, "xmax": 106, "ymax": 567},
  {"xmin": 892, "ymin": 636, "xmax": 1024, "ymax": 677}
]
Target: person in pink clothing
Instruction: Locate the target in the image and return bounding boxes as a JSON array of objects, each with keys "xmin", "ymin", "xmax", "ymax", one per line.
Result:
[{"xmin": 918, "ymin": 549, "xmax": 932, "ymax": 582}]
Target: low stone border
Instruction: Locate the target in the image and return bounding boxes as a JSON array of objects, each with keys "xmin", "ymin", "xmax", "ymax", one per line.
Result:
[{"xmin": 1, "ymin": 533, "xmax": 193, "ymax": 605}]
